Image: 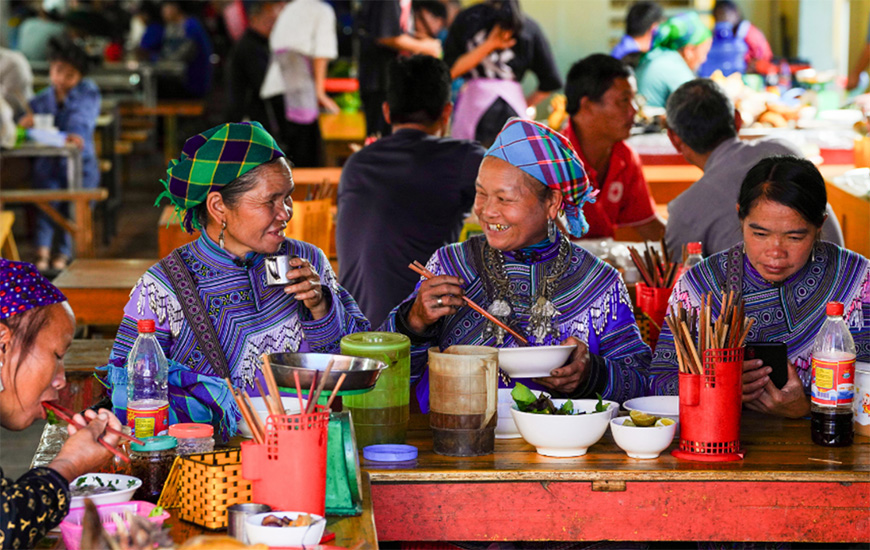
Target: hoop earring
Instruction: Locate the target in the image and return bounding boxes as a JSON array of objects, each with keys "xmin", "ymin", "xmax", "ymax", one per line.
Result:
[
  {"xmin": 0, "ymin": 360, "xmax": 4, "ymax": 392},
  {"xmin": 547, "ymin": 219, "xmax": 557, "ymax": 243},
  {"xmin": 219, "ymin": 221, "xmax": 226, "ymax": 249}
]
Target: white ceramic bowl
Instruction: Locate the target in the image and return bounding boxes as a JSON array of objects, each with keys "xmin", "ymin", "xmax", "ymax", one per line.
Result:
[
  {"xmin": 245, "ymin": 511, "xmax": 326, "ymax": 547},
  {"xmin": 610, "ymin": 416, "xmax": 677, "ymax": 459},
  {"xmin": 495, "ymin": 388, "xmax": 520, "ymax": 439},
  {"xmin": 510, "ymin": 398, "xmax": 614, "ymax": 457},
  {"xmin": 622, "ymin": 396, "xmax": 679, "ymax": 423},
  {"xmin": 498, "ymin": 345, "xmax": 576, "ymax": 378},
  {"xmin": 238, "ymin": 396, "xmax": 303, "ymax": 438},
  {"xmin": 69, "ymin": 474, "xmax": 142, "ymax": 508}
]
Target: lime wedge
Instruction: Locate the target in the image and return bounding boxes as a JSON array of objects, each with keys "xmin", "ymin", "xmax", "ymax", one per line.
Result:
[
  {"xmin": 655, "ymin": 418, "xmax": 675, "ymax": 427},
  {"xmin": 629, "ymin": 409, "xmax": 657, "ymax": 427}
]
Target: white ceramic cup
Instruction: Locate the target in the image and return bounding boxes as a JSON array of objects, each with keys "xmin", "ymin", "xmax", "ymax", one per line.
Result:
[{"xmin": 33, "ymin": 113, "xmax": 54, "ymax": 131}]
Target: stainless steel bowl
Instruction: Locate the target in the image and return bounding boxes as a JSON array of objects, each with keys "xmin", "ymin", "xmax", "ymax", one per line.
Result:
[{"xmin": 267, "ymin": 352, "xmax": 388, "ymax": 392}]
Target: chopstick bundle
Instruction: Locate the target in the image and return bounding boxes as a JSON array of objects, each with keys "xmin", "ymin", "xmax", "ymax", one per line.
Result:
[
  {"xmin": 666, "ymin": 290, "xmax": 753, "ymax": 375},
  {"xmin": 628, "ymin": 240, "xmax": 679, "ymax": 288},
  {"xmin": 408, "ymin": 261, "xmax": 529, "ymax": 345},
  {"xmin": 42, "ymin": 401, "xmax": 140, "ymax": 463},
  {"xmin": 225, "ymin": 379, "xmax": 264, "ymax": 443}
]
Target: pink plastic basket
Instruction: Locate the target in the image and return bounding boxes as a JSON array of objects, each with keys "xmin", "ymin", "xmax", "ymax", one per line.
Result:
[{"xmin": 60, "ymin": 501, "xmax": 170, "ymax": 550}]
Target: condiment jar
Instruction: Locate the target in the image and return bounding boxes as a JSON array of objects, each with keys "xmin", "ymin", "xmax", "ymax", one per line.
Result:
[
  {"xmin": 169, "ymin": 423, "xmax": 215, "ymax": 455},
  {"xmin": 130, "ymin": 435, "xmax": 177, "ymax": 504}
]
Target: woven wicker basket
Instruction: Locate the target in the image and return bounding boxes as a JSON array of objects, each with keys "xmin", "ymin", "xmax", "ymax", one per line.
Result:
[{"xmin": 157, "ymin": 449, "xmax": 251, "ymax": 529}]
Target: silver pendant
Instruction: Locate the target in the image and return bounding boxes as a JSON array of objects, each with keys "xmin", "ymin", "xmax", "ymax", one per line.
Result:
[{"xmin": 529, "ymin": 297, "xmax": 560, "ymax": 342}]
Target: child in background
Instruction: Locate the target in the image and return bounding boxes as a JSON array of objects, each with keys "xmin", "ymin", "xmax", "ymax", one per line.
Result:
[{"xmin": 18, "ymin": 35, "xmax": 100, "ymax": 271}]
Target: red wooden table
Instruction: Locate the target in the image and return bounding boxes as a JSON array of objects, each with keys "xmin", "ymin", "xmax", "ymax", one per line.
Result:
[{"xmin": 364, "ymin": 413, "xmax": 868, "ymax": 543}]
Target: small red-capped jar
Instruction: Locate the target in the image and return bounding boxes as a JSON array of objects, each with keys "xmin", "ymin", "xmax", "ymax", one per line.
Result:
[{"xmin": 168, "ymin": 423, "xmax": 215, "ymax": 455}]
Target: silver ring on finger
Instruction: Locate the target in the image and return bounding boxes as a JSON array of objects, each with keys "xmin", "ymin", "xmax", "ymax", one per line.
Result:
[{"xmin": 436, "ymin": 296, "xmax": 443, "ymax": 307}]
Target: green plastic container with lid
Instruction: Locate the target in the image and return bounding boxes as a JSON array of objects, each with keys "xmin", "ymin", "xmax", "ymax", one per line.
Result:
[{"xmin": 340, "ymin": 332, "xmax": 410, "ymax": 449}]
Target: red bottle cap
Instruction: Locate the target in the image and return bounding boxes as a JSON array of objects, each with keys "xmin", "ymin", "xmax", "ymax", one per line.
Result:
[
  {"xmin": 169, "ymin": 423, "xmax": 214, "ymax": 439},
  {"xmin": 137, "ymin": 319, "xmax": 156, "ymax": 333},
  {"xmin": 687, "ymin": 242, "xmax": 702, "ymax": 255},
  {"xmin": 826, "ymin": 302, "xmax": 844, "ymax": 316}
]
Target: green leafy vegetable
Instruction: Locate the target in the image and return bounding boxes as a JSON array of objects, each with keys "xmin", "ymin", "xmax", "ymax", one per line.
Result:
[
  {"xmin": 510, "ymin": 383, "xmax": 537, "ymax": 409},
  {"xmin": 95, "ymin": 476, "xmax": 105, "ymax": 487},
  {"xmin": 148, "ymin": 506, "xmax": 164, "ymax": 518},
  {"xmin": 127, "ymin": 479, "xmax": 136, "ymax": 488},
  {"xmin": 594, "ymin": 393, "xmax": 609, "ymax": 413},
  {"xmin": 76, "ymin": 477, "xmax": 88, "ymax": 487},
  {"xmin": 511, "ymin": 383, "xmax": 583, "ymax": 416},
  {"xmin": 45, "ymin": 408, "xmax": 61, "ymax": 426}
]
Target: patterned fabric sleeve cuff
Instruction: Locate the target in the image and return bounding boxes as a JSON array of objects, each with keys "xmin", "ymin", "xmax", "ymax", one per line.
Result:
[
  {"xmin": 568, "ymin": 353, "xmax": 609, "ymax": 399},
  {"xmin": 37, "ymin": 466, "xmax": 74, "ymax": 488},
  {"xmin": 394, "ymin": 301, "xmax": 441, "ymax": 346},
  {"xmin": 300, "ymin": 287, "xmax": 341, "ymax": 349}
]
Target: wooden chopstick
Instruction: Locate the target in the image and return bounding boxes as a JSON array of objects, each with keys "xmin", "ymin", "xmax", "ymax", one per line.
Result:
[
  {"xmin": 254, "ymin": 378, "xmax": 279, "ymax": 418},
  {"xmin": 224, "ymin": 379, "xmax": 263, "ymax": 443},
  {"xmin": 260, "ymin": 354, "xmax": 284, "ymax": 414},
  {"xmin": 241, "ymin": 388, "xmax": 267, "ymax": 440},
  {"xmin": 409, "ymin": 261, "xmax": 529, "ymax": 345},
  {"xmin": 42, "ymin": 402, "xmax": 132, "ymax": 463}
]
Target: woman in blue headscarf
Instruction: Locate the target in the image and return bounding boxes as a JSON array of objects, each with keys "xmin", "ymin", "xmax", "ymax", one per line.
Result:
[
  {"xmin": 636, "ymin": 12, "xmax": 713, "ymax": 108},
  {"xmin": 381, "ymin": 118, "xmax": 652, "ymax": 409}
]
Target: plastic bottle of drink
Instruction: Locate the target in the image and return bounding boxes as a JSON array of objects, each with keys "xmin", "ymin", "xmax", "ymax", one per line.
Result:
[
  {"xmin": 677, "ymin": 241, "xmax": 703, "ymax": 280},
  {"xmin": 810, "ymin": 302, "xmax": 856, "ymax": 447},
  {"xmin": 127, "ymin": 319, "xmax": 170, "ymax": 439}
]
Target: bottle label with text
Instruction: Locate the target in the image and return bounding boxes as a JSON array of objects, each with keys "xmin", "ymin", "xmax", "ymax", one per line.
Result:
[
  {"xmin": 128, "ymin": 403, "xmax": 169, "ymax": 439},
  {"xmin": 811, "ymin": 356, "xmax": 855, "ymax": 407}
]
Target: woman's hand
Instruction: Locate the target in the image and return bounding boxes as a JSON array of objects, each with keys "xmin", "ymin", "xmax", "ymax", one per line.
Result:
[
  {"xmin": 406, "ymin": 275, "xmax": 465, "ymax": 333},
  {"xmin": 744, "ymin": 361, "xmax": 810, "ymax": 418},
  {"xmin": 48, "ymin": 408, "xmax": 123, "ymax": 482},
  {"xmin": 742, "ymin": 358, "xmax": 770, "ymax": 403},
  {"xmin": 534, "ymin": 336, "xmax": 590, "ymax": 395},
  {"xmin": 283, "ymin": 257, "xmax": 329, "ymax": 320}
]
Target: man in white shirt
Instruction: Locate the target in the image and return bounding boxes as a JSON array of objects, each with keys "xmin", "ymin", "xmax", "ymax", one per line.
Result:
[{"xmin": 260, "ymin": 0, "xmax": 339, "ymax": 166}]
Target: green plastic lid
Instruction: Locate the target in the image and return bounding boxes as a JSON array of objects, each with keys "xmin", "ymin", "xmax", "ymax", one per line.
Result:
[
  {"xmin": 131, "ymin": 435, "xmax": 177, "ymax": 452},
  {"xmin": 341, "ymin": 332, "xmax": 409, "ymax": 352}
]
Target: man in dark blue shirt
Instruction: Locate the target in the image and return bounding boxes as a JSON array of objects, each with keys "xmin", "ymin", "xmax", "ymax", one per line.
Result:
[{"xmin": 337, "ymin": 55, "xmax": 485, "ymax": 326}]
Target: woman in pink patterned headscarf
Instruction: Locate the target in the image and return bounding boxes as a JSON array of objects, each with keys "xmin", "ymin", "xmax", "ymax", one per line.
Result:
[{"xmin": 0, "ymin": 258, "xmax": 123, "ymax": 549}]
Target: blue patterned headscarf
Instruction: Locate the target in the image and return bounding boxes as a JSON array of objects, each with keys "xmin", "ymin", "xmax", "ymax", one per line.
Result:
[{"xmin": 485, "ymin": 118, "xmax": 596, "ymax": 238}]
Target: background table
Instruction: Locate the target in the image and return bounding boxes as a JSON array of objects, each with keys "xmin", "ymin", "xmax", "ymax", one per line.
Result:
[
  {"xmin": 364, "ymin": 413, "xmax": 868, "ymax": 543},
  {"xmin": 0, "ymin": 144, "xmax": 83, "ymax": 189},
  {"xmin": 53, "ymin": 259, "xmax": 155, "ymax": 326}
]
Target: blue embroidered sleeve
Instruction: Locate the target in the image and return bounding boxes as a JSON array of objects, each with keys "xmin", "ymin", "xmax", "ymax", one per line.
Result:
[{"xmin": 299, "ymin": 246, "xmax": 370, "ymax": 352}]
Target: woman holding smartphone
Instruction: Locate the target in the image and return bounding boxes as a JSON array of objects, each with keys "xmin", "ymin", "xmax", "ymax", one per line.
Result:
[{"xmin": 650, "ymin": 156, "xmax": 869, "ymax": 418}]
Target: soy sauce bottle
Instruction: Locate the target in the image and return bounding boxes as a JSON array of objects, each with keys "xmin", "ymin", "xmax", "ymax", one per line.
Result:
[{"xmin": 810, "ymin": 302, "xmax": 856, "ymax": 447}]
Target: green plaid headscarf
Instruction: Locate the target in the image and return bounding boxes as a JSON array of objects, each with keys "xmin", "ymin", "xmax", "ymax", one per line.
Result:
[
  {"xmin": 653, "ymin": 12, "xmax": 711, "ymax": 51},
  {"xmin": 156, "ymin": 121, "xmax": 285, "ymax": 233}
]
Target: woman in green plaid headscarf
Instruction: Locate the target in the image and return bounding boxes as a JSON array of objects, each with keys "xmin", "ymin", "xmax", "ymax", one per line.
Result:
[
  {"xmin": 635, "ymin": 12, "xmax": 713, "ymax": 107},
  {"xmin": 100, "ymin": 122, "xmax": 369, "ymax": 441}
]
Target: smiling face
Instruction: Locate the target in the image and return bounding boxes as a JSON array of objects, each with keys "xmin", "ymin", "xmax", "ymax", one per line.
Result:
[
  {"xmin": 581, "ymin": 77, "xmax": 638, "ymax": 144},
  {"xmin": 473, "ymin": 157, "xmax": 561, "ymax": 251},
  {"xmin": 0, "ymin": 303, "xmax": 74, "ymax": 431},
  {"xmin": 218, "ymin": 160, "xmax": 294, "ymax": 257},
  {"xmin": 741, "ymin": 198, "xmax": 820, "ymax": 283}
]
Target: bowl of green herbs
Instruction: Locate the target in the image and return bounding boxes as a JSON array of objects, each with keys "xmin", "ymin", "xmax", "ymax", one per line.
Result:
[
  {"xmin": 69, "ymin": 473, "xmax": 141, "ymax": 508},
  {"xmin": 509, "ymin": 383, "xmax": 617, "ymax": 457}
]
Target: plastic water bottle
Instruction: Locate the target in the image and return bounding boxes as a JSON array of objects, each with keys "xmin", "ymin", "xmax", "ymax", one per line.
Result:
[
  {"xmin": 683, "ymin": 242, "xmax": 703, "ymax": 270},
  {"xmin": 677, "ymin": 241, "xmax": 703, "ymax": 280},
  {"xmin": 127, "ymin": 319, "xmax": 170, "ymax": 438},
  {"xmin": 810, "ymin": 302, "xmax": 856, "ymax": 447}
]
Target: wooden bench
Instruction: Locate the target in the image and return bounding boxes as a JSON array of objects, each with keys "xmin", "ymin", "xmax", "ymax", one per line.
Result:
[
  {"xmin": 0, "ymin": 188, "xmax": 108, "ymax": 258},
  {"xmin": 319, "ymin": 112, "xmax": 365, "ymax": 166},
  {"xmin": 53, "ymin": 259, "xmax": 156, "ymax": 326},
  {"xmin": 0, "ymin": 210, "xmax": 20, "ymax": 260},
  {"xmin": 120, "ymin": 100, "xmax": 206, "ymax": 163}
]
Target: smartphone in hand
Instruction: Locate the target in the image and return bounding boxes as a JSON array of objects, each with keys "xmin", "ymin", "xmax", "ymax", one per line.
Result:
[{"xmin": 744, "ymin": 342, "xmax": 788, "ymax": 390}]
